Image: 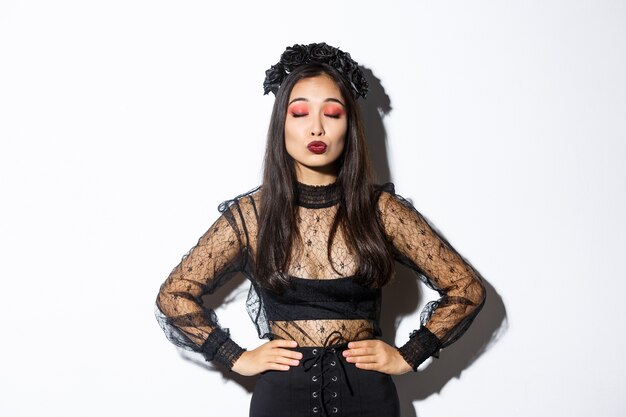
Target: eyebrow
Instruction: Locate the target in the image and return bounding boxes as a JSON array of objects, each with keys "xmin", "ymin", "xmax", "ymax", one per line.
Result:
[{"xmin": 288, "ymin": 97, "xmax": 346, "ymax": 107}]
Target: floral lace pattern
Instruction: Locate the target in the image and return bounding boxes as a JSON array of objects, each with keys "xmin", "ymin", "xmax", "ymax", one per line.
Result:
[{"xmin": 154, "ymin": 182, "xmax": 486, "ymax": 371}]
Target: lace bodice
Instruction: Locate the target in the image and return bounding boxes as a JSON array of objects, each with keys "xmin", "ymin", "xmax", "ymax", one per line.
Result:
[{"xmin": 154, "ymin": 182, "xmax": 486, "ymax": 371}]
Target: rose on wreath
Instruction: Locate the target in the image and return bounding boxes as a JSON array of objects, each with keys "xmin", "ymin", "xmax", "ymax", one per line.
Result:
[{"xmin": 262, "ymin": 42, "xmax": 369, "ymax": 99}]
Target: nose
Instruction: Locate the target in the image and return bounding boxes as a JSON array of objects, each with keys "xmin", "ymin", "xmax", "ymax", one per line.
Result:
[{"xmin": 310, "ymin": 115, "xmax": 324, "ymax": 136}]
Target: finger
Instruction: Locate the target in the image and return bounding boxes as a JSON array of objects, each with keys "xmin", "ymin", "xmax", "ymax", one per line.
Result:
[
  {"xmin": 349, "ymin": 355, "xmax": 378, "ymax": 364},
  {"xmin": 269, "ymin": 355, "xmax": 301, "ymax": 366},
  {"xmin": 273, "ymin": 348, "xmax": 304, "ymax": 360},
  {"xmin": 345, "ymin": 347, "xmax": 376, "ymax": 357},
  {"xmin": 268, "ymin": 363, "xmax": 291, "ymax": 371},
  {"xmin": 347, "ymin": 340, "xmax": 374, "ymax": 349},
  {"xmin": 270, "ymin": 339, "xmax": 298, "ymax": 348},
  {"xmin": 354, "ymin": 362, "xmax": 378, "ymax": 371}
]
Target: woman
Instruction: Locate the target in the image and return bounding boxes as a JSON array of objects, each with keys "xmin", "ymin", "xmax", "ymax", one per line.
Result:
[{"xmin": 154, "ymin": 42, "xmax": 486, "ymax": 417}]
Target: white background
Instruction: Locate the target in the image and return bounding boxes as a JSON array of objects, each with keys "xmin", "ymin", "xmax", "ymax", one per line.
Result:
[{"xmin": 1, "ymin": 1, "xmax": 625, "ymax": 416}]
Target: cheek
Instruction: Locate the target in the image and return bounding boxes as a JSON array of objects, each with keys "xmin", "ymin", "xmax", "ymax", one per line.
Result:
[
  {"xmin": 336, "ymin": 135, "xmax": 347, "ymax": 156},
  {"xmin": 334, "ymin": 123, "xmax": 348, "ymax": 149},
  {"xmin": 328, "ymin": 129, "xmax": 347, "ymax": 159},
  {"xmin": 284, "ymin": 121, "xmax": 298, "ymax": 145},
  {"xmin": 284, "ymin": 123, "xmax": 301, "ymax": 157}
]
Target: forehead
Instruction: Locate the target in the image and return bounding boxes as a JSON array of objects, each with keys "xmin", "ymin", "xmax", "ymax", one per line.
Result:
[{"xmin": 288, "ymin": 74, "xmax": 344, "ymax": 102}]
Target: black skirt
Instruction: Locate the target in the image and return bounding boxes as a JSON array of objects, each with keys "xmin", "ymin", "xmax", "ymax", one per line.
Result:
[{"xmin": 249, "ymin": 342, "xmax": 400, "ymax": 417}]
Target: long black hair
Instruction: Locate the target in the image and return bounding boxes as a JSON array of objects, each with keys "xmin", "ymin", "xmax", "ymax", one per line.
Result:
[{"xmin": 255, "ymin": 63, "xmax": 394, "ymax": 292}]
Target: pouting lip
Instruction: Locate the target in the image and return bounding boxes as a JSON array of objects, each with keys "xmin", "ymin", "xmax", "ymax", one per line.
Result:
[
  {"xmin": 307, "ymin": 140, "xmax": 327, "ymax": 148},
  {"xmin": 307, "ymin": 141, "xmax": 327, "ymax": 154}
]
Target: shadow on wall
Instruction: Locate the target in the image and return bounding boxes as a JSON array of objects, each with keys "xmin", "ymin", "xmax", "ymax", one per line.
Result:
[
  {"xmin": 176, "ymin": 66, "xmax": 508, "ymax": 416},
  {"xmin": 360, "ymin": 66, "xmax": 507, "ymax": 417}
]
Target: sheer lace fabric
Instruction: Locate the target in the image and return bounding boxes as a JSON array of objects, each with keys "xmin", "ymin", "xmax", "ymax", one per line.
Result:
[{"xmin": 154, "ymin": 182, "xmax": 486, "ymax": 371}]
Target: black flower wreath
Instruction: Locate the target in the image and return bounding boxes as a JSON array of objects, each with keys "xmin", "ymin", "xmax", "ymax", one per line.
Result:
[{"xmin": 263, "ymin": 42, "xmax": 369, "ymax": 99}]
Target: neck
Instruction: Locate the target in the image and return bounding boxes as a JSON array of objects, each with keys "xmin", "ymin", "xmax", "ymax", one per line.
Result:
[{"xmin": 294, "ymin": 163, "xmax": 338, "ymax": 186}]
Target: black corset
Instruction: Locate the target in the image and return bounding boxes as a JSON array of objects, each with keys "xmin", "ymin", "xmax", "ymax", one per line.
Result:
[{"xmin": 259, "ymin": 276, "xmax": 381, "ymax": 322}]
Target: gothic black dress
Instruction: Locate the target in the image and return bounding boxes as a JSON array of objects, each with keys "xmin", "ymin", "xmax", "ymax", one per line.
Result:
[{"xmin": 154, "ymin": 181, "xmax": 486, "ymax": 417}]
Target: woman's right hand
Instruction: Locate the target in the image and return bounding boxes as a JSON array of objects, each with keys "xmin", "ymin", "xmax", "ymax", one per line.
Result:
[{"xmin": 231, "ymin": 339, "xmax": 303, "ymax": 376}]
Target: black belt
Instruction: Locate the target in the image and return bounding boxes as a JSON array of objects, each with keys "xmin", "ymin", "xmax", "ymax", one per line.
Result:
[{"xmin": 302, "ymin": 331, "xmax": 354, "ymax": 416}]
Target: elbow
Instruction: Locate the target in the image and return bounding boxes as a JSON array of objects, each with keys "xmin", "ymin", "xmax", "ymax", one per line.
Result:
[
  {"xmin": 473, "ymin": 278, "xmax": 487, "ymax": 309},
  {"xmin": 154, "ymin": 290, "xmax": 168, "ymax": 318},
  {"xmin": 459, "ymin": 274, "xmax": 486, "ymax": 310},
  {"xmin": 155, "ymin": 281, "xmax": 176, "ymax": 317},
  {"xmin": 155, "ymin": 283, "xmax": 168, "ymax": 307}
]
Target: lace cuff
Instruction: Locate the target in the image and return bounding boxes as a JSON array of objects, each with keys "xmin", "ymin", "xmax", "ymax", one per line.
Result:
[
  {"xmin": 397, "ymin": 325, "xmax": 442, "ymax": 372},
  {"xmin": 213, "ymin": 338, "xmax": 247, "ymax": 371},
  {"xmin": 200, "ymin": 327, "xmax": 246, "ymax": 370}
]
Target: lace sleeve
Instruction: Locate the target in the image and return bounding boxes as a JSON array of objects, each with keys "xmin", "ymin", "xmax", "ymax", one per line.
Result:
[
  {"xmin": 154, "ymin": 203, "xmax": 247, "ymax": 371},
  {"xmin": 377, "ymin": 184, "xmax": 487, "ymax": 371}
]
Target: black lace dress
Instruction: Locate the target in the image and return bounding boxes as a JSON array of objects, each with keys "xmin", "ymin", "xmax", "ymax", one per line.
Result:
[{"xmin": 154, "ymin": 181, "xmax": 486, "ymax": 416}]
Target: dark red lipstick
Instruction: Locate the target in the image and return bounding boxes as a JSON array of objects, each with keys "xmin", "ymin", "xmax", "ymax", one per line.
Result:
[{"xmin": 307, "ymin": 141, "xmax": 327, "ymax": 154}]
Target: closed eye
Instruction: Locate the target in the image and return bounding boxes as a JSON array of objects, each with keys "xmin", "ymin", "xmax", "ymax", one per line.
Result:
[
  {"xmin": 323, "ymin": 104, "xmax": 345, "ymax": 119},
  {"xmin": 288, "ymin": 103, "xmax": 309, "ymax": 118}
]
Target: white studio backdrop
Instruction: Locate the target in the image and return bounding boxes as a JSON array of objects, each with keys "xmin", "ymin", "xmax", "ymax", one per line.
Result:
[{"xmin": 1, "ymin": 1, "xmax": 624, "ymax": 416}]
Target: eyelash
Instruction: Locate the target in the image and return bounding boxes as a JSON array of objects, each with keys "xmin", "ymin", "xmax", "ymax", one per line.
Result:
[{"xmin": 290, "ymin": 113, "xmax": 342, "ymax": 119}]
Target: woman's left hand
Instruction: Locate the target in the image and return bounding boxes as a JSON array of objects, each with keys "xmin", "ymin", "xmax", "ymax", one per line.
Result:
[{"xmin": 342, "ymin": 339, "xmax": 412, "ymax": 375}]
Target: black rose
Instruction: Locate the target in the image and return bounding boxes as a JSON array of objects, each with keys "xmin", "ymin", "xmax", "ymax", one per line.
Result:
[
  {"xmin": 263, "ymin": 42, "xmax": 368, "ymax": 100},
  {"xmin": 330, "ymin": 51, "xmax": 358, "ymax": 80},
  {"xmin": 263, "ymin": 63, "xmax": 286, "ymax": 95},
  {"xmin": 309, "ymin": 42, "xmax": 335, "ymax": 63},
  {"xmin": 351, "ymin": 68, "xmax": 369, "ymax": 98},
  {"xmin": 328, "ymin": 51, "xmax": 346, "ymax": 71},
  {"xmin": 280, "ymin": 44, "xmax": 309, "ymax": 72}
]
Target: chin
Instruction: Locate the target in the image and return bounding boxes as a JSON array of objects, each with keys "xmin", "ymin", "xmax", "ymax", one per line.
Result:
[{"xmin": 300, "ymin": 160, "xmax": 340, "ymax": 172}]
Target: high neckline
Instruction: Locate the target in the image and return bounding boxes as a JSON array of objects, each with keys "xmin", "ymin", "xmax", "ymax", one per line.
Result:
[{"xmin": 295, "ymin": 181, "xmax": 341, "ymax": 208}]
